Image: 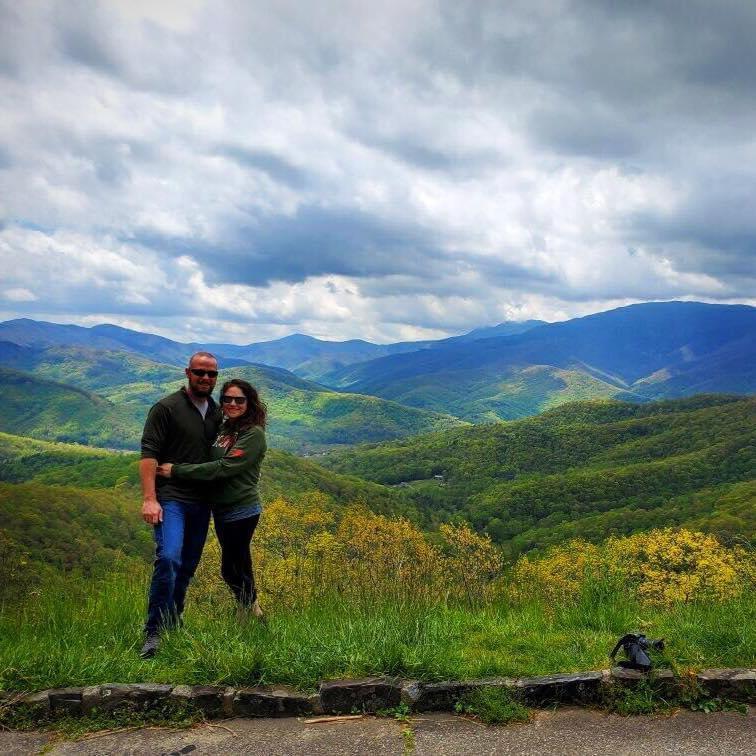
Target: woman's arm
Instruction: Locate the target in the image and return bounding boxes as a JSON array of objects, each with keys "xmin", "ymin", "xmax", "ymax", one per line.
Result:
[{"xmin": 170, "ymin": 427, "xmax": 266, "ymax": 481}]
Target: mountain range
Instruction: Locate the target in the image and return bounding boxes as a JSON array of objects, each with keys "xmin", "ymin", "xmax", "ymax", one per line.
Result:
[
  {"xmin": 0, "ymin": 301, "xmax": 753, "ymax": 441},
  {"xmin": 323, "ymin": 302, "xmax": 756, "ymax": 420},
  {"xmin": 0, "ymin": 317, "xmax": 544, "ymax": 381}
]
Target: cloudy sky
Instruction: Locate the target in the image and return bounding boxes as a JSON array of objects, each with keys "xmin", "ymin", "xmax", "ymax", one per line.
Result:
[{"xmin": 1, "ymin": 0, "xmax": 754, "ymax": 344}]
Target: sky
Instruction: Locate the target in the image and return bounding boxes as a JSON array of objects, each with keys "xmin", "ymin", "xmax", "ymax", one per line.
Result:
[{"xmin": 1, "ymin": 0, "xmax": 755, "ymax": 344}]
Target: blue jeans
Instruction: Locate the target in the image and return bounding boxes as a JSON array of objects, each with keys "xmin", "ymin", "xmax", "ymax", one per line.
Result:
[{"xmin": 144, "ymin": 499, "xmax": 211, "ymax": 634}]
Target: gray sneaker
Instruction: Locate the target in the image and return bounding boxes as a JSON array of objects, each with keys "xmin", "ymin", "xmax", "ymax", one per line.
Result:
[{"xmin": 139, "ymin": 633, "xmax": 160, "ymax": 659}]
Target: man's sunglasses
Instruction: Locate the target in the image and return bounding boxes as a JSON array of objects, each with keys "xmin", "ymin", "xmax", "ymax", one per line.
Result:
[
  {"xmin": 221, "ymin": 395, "xmax": 248, "ymax": 405},
  {"xmin": 189, "ymin": 369, "xmax": 218, "ymax": 378}
]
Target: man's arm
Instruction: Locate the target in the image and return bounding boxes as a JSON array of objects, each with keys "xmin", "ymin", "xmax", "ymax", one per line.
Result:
[
  {"xmin": 140, "ymin": 402, "xmax": 170, "ymax": 525},
  {"xmin": 140, "ymin": 458, "xmax": 162, "ymax": 524},
  {"xmin": 170, "ymin": 427, "xmax": 266, "ymax": 481}
]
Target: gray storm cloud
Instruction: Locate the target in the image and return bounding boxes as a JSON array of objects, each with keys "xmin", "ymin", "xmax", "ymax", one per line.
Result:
[{"xmin": 0, "ymin": 0, "xmax": 754, "ymax": 342}]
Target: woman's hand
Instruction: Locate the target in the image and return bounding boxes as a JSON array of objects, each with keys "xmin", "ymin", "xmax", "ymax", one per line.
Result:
[{"xmin": 156, "ymin": 463, "xmax": 173, "ymax": 478}]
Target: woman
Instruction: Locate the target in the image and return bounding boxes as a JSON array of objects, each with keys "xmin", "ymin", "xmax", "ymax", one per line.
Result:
[{"xmin": 156, "ymin": 378, "xmax": 267, "ymax": 621}]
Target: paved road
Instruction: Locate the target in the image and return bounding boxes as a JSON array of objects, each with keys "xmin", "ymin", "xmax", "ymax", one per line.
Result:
[{"xmin": 2, "ymin": 709, "xmax": 753, "ymax": 755}]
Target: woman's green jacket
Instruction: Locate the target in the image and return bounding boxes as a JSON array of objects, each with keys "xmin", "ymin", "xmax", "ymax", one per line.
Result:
[{"xmin": 171, "ymin": 425, "xmax": 266, "ymax": 512}]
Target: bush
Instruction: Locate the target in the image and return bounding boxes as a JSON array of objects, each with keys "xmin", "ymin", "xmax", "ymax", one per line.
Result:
[{"xmin": 511, "ymin": 529, "xmax": 755, "ymax": 608}]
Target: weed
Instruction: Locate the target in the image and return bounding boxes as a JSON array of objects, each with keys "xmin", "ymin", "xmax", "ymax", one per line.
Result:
[
  {"xmin": 402, "ymin": 724, "xmax": 415, "ymax": 754},
  {"xmin": 0, "ymin": 701, "xmax": 201, "ymax": 737},
  {"xmin": 677, "ymin": 681, "xmax": 749, "ymax": 715},
  {"xmin": 606, "ymin": 681, "xmax": 670, "ymax": 716},
  {"xmin": 455, "ymin": 687, "xmax": 532, "ymax": 725},
  {"xmin": 689, "ymin": 697, "xmax": 748, "ymax": 714},
  {"xmin": 378, "ymin": 702, "xmax": 411, "ymax": 722}
]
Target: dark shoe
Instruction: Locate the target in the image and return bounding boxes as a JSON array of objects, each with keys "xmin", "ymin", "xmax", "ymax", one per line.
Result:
[{"xmin": 140, "ymin": 632, "xmax": 160, "ymax": 659}]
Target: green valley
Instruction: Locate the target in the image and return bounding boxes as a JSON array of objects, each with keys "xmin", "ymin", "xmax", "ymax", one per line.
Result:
[
  {"xmin": 321, "ymin": 395, "xmax": 756, "ymax": 555},
  {"xmin": 327, "ymin": 363, "xmax": 622, "ymax": 422},
  {"xmin": 0, "ymin": 347, "xmax": 466, "ymax": 452}
]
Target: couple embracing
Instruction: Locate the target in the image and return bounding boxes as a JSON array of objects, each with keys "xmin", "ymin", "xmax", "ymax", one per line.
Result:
[{"xmin": 139, "ymin": 352, "xmax": 267, "ymax": 659}]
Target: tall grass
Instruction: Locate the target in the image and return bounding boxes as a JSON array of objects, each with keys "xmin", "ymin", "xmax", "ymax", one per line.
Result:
[{"xmin": 1, "ymin": 567, "xmax": 753, "ymax": 693}]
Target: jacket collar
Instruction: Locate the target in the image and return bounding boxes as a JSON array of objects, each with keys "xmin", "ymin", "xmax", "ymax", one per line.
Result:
[{"xmin": 181, "ymin": 385, "xmax": 217, "ymax": 409}]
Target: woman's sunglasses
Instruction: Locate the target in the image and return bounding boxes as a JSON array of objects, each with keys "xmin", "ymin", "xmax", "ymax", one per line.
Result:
[{"xmin": 221, "ymin": 395, "xmax": 248, "ymax": 405}]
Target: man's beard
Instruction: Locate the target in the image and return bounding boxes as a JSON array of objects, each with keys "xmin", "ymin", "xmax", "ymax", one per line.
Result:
[{"xmin": 191, "ymin": 383, "xmax": 213, "ymax": 397}]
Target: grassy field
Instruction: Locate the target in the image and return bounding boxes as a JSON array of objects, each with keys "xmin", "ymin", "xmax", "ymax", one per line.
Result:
[{"xmin": 1, "ymin": 563, "xmax": 753, "ymax": 694}]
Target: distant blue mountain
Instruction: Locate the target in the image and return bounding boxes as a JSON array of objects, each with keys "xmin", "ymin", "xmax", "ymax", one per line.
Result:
[
  {"xmin": 2, "ymin": 303, "xmax": 751, "ymax": 422},
  {"xmin": 323, "ymin": 302, "xmax": 756, "ymax": 420},
  {"xmin": 0, "ymin": 318, "xmax": 421, "ymax": 374},
  {"xmin": 0, "ymin": 317, "xmax": 542, "ymax": 381},
  {"xmin": 434, "ymin": 320, "xmax": 546, "ymax": 345}
]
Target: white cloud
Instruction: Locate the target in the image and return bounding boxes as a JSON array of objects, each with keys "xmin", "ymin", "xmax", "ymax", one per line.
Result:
[
  {"xmin": 0, "ymin": 0, "xmax": 754, "ymax": 342},
  {"xmin": 3, "ymin": 287, "xmax": 37, "ymax": 302}
]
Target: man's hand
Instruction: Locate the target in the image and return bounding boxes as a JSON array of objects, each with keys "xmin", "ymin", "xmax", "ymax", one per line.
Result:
[
  {"xmin": 142, "ymin": 497, "xmax": 163, "ymax": 525},
  {"xmin": 139, "ymin": 458, "xmax": 160, "ymax": 525},
  {"xmin": 156, "ymin": 463, "xmax": 173, "ymax": 478}
]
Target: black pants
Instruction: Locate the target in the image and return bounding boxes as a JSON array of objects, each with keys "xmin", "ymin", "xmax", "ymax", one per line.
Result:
[{"xmin": 214, "ymin": 514, "xmax": 260, "ymax": 607}]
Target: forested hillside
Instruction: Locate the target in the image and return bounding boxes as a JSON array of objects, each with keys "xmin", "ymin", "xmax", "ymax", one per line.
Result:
[
  {"xmin": 0, "ymin": 432, "xmax": 408, "ymax": 512},
  {"xmin": 0, "ymin": 431, "xmax": 413, "ymax": 583},
  {"xmin": 1, "ymin": 393, "xmax": 753, "ymax": 592},
  {"xmin": 0, "ymin": 348, "xmax": 466, "ymax": 452},
  {"xmin": 322, "ymin": 395, "xmax": 756, "ymax": 555},
  {"xmin": 0, "ymin": 367, "xmax": 145, "ymax": 448}
]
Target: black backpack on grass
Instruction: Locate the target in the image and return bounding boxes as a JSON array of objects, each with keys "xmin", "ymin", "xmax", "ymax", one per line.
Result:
[{"xmin": 610, "ymin": 633, "xmax": 665, "ymax": 671}]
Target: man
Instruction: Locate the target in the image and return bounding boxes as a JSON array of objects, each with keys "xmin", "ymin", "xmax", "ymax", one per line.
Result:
[{"xmin": 139, "ymin": 351, "xmax": 221, "ymax": 658}]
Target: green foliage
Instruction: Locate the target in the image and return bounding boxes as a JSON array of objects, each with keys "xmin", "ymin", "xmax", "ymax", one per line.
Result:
[
  {"xmin": 0, "ymin": 529, "xmax": 36, "ymax": 604},
  {"xmin": 323, "ymin": 396, "xmax": 756, "ymax": 554},
  {"xmin": 377, "ymin": 702, "xmax": 411, "ymax": 721},
  {"xmin": 1, "ymin": 345, "xmax": 179, "ymax": 390},
  {"xmin": 455, "ymin": 687, "xmax": 532, "ymax": 725},
  {"xmin": 0, "ymin": 432, "xmax": 140, "ymax": 488},
  {"xmin": 0, "ymin": 482, "xmax": 152, "ymax": 578},
  {"xmin": 677, "ymin": 683, "xmax": 749, "ymax": 715},
  {"xmin": 0, "ymin": 432, "xmax": 415, "ymax": 586},
  {"xmin": 401, "ymin": 723, "xmax": 415, "ymax": 754},
  {"xmin": 0, "ymin": 432, "xmax": 411, "ymax": 504},
  {"xmin": 603, "ymin": 679, "xmax": 749, "ymax": 717},
  {"xmin": 0, "ymin": 367, "xmax": 143, "ymax": 449},
  {"xmin": 333, "ymin": 363, "xmax": 621, "ymax": 422}
]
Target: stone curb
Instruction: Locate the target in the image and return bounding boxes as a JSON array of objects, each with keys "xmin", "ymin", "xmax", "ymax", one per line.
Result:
[{"xmin": 2, "ymin": 669, "xmax": 753, "ymax": 721}]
